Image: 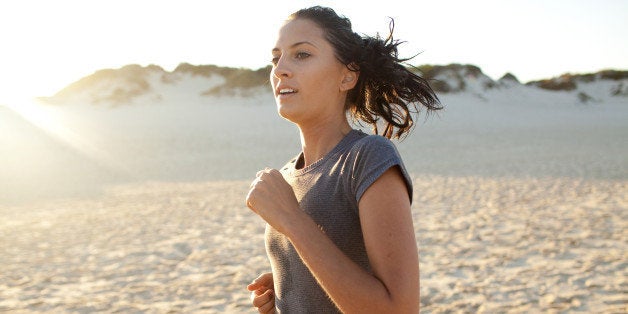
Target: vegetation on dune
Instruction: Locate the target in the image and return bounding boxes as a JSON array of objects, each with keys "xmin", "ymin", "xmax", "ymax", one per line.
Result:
[
  {"xmin": 48, "ymin": 64, "xmax": 164, "ymax": 105},
  {"xmin": 44, "ymin": 63, "xmax": 627, "ymax": 105},
  {"xmin": 174, "ymin": 62, "xmax": 271, "ymax": 90},
  {"xmin": 527, "ymin": 70, "xmax": 628, "ymax": 91},
  {"xmin": 411, "ymin": 63, "xmax": 497, "ymax": 92},
  {"xmin": 195, "ymin": 65, "xmax": 271, "ymax": 96},
  {"xmin": 499, "ymin": 73, "xmax": 520, "ymax": 83}
]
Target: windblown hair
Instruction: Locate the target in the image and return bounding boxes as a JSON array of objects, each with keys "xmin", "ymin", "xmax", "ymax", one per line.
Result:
[{"xmin": 288, "ymin": 6, "xmax": 442, "ymax": 139}]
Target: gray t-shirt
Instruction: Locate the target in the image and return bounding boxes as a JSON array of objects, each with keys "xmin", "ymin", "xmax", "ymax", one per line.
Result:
[{"xmin": 266, "ymin": 129, "xmax": 413, "ymax": 313}]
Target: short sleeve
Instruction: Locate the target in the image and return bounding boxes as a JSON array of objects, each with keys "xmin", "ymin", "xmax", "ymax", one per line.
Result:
[{"xmin": 350, "ymin": 135, "xmax": 413, "ymax": 206}]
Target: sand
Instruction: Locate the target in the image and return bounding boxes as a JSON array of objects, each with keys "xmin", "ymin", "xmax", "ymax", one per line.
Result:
[
  {"xmin": 1, "ymin": 84, "xmax": 627, "ymax": 312},
  {"xmin": 0, "ymin": 181, "xmax": 266, "ymax": 313},
  {"xmin": 0, "ymin": 177, "xmax": 625, "ymax": 313}
]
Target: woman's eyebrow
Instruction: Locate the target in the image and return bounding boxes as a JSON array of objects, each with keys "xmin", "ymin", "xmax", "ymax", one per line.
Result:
[{"xmin": 272, "ymin": 41, "xmax": 317, "ymax": 53}]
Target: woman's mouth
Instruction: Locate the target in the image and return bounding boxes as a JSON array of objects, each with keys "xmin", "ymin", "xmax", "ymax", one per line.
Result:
[{"xmin": 279, "ymin": 88, "xmax": 297, "ymax": 95}]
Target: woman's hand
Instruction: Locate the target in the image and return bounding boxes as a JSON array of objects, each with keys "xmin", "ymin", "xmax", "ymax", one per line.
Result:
[
  {"xmin": 246, "ymin": 168, "xmax": 302, "ymax": 235},
  {"xmin": 247, "ymin": 272, "xmax": 275, "ymax": 313}
]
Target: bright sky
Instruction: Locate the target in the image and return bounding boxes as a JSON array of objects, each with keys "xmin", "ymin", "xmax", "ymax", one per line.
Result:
[{"xmin": 1, "ymin": 0, "xmax": 626, "ymax": 103}]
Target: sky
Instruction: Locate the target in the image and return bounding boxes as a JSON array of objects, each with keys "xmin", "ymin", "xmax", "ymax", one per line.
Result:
[{"xmin": 0, "ymin": 0, "xmax": 626, "ymax": 103}]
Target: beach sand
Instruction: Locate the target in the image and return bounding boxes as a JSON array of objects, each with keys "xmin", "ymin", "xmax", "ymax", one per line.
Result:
[
  {"xmin": 1, "ymin": 87, "xmax": 627, "ymax": 312},
  {"xmin": 0, "ymin": 177, "xmax": 625, "ymax": 313}
]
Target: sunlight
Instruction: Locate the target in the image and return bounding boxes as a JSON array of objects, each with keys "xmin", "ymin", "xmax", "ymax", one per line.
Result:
[
  {"xmin": 4, "ymin": 99, "xmax": 63, "ymax": 136},
  {"xmin": 3, "ymin": 96, "xmax": 81, "ymax": 148},
  {"xmin": 2, "ymin": 97, "xmax": 129, "ymax": 176}
]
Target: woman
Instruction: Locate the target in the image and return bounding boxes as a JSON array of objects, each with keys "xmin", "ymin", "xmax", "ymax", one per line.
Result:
[{"xmin": 246, "ymin": 6, "xmax": 440, "ymax": 313}]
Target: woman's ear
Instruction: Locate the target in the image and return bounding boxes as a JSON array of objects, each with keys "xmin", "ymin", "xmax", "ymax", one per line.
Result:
[{"xmin": 340, "ymin": 67, "xmax": 359, "ymax": 91}]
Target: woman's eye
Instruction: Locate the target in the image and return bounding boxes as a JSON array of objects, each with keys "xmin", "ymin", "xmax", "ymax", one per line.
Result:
[
  {"xmin": 295, "ymin": 52, "xmax": 311, "ymax": 59},
  {"xmin": 270, "ymin": 51, "xmax": 309, "ymax": 65}
]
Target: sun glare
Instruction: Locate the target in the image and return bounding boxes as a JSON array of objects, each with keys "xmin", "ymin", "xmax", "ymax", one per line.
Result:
[
  {"xmin": 3, "ymin": 97, "xmax": 72, "ymax": 142},
  {"xmin": 3, "ymin": 97, "xmax": 128, "ymax": 176},
  {"xmin": 5, "ymin": 99, "xmax": 61, "ymax": 135}
]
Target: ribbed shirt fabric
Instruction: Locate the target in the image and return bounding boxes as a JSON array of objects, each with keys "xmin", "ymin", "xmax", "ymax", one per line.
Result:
[{"xmin": 265, "ymin": 129, "xmax": 413, "ymax": 313}]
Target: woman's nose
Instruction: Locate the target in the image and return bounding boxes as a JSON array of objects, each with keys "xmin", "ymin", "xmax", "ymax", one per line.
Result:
[{"xmin": 272, "ymin": 57, "xmax": 291, "ymax": 79}]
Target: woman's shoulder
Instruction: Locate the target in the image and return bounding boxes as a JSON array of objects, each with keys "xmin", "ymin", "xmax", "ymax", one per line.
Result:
[
  {"xmin": 342, "ymin": 131, "xmax": 404, "ymax": 167},
  {"xmin": 350, "ymin": 131, "xmax": 398, "ymax": 154}
]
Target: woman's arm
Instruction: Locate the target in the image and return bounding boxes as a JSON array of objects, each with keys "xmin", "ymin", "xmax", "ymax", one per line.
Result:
[{"xmin": 247, "ymin": 167, "xmax": 419, "ymax": 313}]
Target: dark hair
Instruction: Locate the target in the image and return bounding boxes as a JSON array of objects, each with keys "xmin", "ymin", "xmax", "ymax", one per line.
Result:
[{"xmin": 288, "ymin": 6, "xmax": 441, "ymax": 139}]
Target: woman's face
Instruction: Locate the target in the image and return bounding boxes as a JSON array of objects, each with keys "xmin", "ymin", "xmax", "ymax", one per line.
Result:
[{"xmin": 270, "ymin": 18, "xmax": 353, "ymax": 125}]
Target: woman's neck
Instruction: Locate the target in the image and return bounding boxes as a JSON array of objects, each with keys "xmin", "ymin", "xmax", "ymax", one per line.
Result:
[{"xmin": 298, "ymin": 119, "xmax": 353, "ymax": 168}]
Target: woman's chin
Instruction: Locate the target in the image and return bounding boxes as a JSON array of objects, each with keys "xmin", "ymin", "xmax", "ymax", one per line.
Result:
[{"xmin": 277, "ymin": 104, "xmax": 301, "ymax": 123}]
